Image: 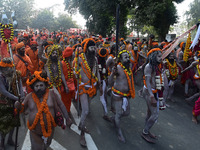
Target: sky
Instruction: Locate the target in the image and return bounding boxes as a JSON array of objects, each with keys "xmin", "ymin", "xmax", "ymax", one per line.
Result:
[{"xmin": 34, "ymin": 0, "xmax": 194, "ymax": 29}]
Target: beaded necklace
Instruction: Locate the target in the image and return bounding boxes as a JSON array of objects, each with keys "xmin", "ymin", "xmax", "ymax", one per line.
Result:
[
  {"xmin": 48, "ymin": 60, "xmax": 62, "ymax": 88},
  {"xmin": 63, "ymin": 58, "xmax": 73, "ymax": 78}
]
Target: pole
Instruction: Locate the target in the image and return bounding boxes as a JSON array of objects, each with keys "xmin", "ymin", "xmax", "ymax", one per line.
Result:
[
  {"xmin": 115, "ymin": 4, "xmax": 120, "ymax": 57},
  {"xmin": 76, "ymin": 47, "xmax": 80, "ymax": 117}
]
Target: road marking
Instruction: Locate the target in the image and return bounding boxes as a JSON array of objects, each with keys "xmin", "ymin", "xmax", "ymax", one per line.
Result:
[
  {"xmin": 21, "ymin": 130, "xmax": 67, "ymax": 150},
  {"xmin": 21, "ymin": 103, "xmax": 98, "ymax": 150},
  {"xmin": 70, "ymin": 103, "xmax": 98, "ymax": 150}
]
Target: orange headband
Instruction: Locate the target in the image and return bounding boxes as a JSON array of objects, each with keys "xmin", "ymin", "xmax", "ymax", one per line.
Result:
[
  {"xmin": 98, "ymin": 48, "xmax": 109, "ymax": 57},
  {"xmin": 147, "ymin": 48, "xmax": 162, "ymax": 57},
  {"xmin": 26, "ymin": 71, "xmax": 49, "ymax": 86},
  {"xmin": 0, "ymin": 61, "xmax": 14, "ymax": 68}
]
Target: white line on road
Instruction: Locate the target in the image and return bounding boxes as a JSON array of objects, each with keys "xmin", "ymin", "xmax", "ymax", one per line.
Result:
[
  {"xmin": 21, "ymin": 103, "xmax": 98, "ymax": 150},
  {"xmin": 21, "ymin": 130, "xmax": 67, "ymax": 150},
  {"xmin": 70, "ymin": 103, "xmax": 98, "ymax": 150}
]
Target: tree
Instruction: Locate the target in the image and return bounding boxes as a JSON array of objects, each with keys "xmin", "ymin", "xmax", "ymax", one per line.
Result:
[
  {"xmin": 54, "ymin": 13, "xmax": 78, "ymax": 31},
  {"xmin": 185, "ymin": 0, "xmax": 200, "ymax": 28},
  {"xmin": 134, "ymin": 0, "xmax": 184, "ymax": 41},
  {"xmin": 31, "ymin": 9, "xmax": 55, "ymax": 31},
  {"xmin": 0, "ymin": 0, "xmax": 34, "ymax": 29},
  {"xmin": 64, "ymin": 0, "xmax": 132, "ymax": 37}
]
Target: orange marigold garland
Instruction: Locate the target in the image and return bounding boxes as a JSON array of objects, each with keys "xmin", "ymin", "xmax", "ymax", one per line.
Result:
[
  {"xmin": 78, "ymin": 53, "xmax": 98, "ymax": 97},
  {"xmin": 115, "ymin": 62, "xmax": 135, "ymax": 98},
  {"xmin": 27, "ymin": 89, "xmax": 57, "ymax": 138},
  {"xmin": 166, "ymin": 59, "xmax": 178, "ymax": 80},
  {"xmin": 0, "ymin": 60, "xmax": 14, "ymax": 68},
  {"xmin": 147, "ymin": 48, "xmax": 162, "ymax": 57},
  {"xmin": 26, "ymin": 71, "xmax": 49, "ymax": 86}
]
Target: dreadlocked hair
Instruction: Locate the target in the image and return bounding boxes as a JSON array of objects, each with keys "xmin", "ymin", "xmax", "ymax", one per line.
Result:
[
  {"xmin": 148, "ymin": 50, "xmax": 162, "ymax": 72},
  {"xmin": 29, "ymin": 70, "xmax": 49, "ymax": 89}
]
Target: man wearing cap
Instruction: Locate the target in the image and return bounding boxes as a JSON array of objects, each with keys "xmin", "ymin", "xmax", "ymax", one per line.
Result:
[
  {"xmin": 61, "ymin": 47, "xmax": 76, "ymax": 113},
  {"xmin": 13, "ymin": 42, "xmax": 34, "ymax": 87}
]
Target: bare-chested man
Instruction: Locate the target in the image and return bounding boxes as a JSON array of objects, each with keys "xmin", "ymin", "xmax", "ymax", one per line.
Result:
[
  {"xmin": 15, "ymin": 71, "xmax": 72, "ymax": 150},
  {"xmin": 181, "ymin": 52, "xmax": 200, "ymax": 123},
  {"xmin": 0, "ymin": 58, "xmax": 24, "ymax": 150},
  {"xmin": 108, "ymin": 50, "xmax": 135, "ymax": 143},
  {"xmin": 163, "ymin": 51, "xmax": 179, "ymax": 104},
  {"xmin": 141, "ymin": 48, "xmax": 163, "ymax": 144},
  {"xmin": 75, "ymin": 38, "xmax": 102, "ymax": 147}
]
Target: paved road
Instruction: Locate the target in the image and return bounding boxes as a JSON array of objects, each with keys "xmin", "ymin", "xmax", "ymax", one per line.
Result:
[{"xmin": 3, "ymin": 74, "xmax": 200, "ymax": 150}]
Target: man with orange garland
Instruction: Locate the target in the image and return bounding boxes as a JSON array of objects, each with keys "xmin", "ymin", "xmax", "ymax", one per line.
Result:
[
  {"xmin": 181, "ymin": 52, "xmax": 200, "ymax": 124},
  {"xmin": 163, "ymin": 51, "xmax": 179, "ymax": 104},
  {"xmin": 108, "ymin": 50, "xmax": 135, "ymax": 143},
  {"xmin": 13, "ymin": 42, "xmax": 34, "ymax": 89},
  {"xmin": 61, "ymin": 47, "xmax": 76, "ymax": 113},
  {"xmin": 0, "ymin": 58, "xmax": 24, "ymax": 150},
  {"xmin": 15, "ymin": 71, "xmax": 72, "ymax": 150},
  {"xmin": 74, "ymin": 38, "xmax": 102, "ymax": 147},
  {"xmin": 141, "ymin": 48, "xmax": 163, "ymax": 144}
]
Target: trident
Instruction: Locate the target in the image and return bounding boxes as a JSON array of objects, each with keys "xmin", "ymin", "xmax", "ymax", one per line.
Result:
[{"xmin": 1, "ymin": 11, "xmax": 20, "ymax": 150}]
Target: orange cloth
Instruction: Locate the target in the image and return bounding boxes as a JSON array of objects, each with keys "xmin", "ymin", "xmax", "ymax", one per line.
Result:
[
  {"xmin": 16, "ymin": 42, "xmax": 25, "ymax": 50},
  {"xmin": 63, "ymin": 47, "xmax": 73, "ymax": 58},
  {"xmin": 25, "ymin": 48, "xmax": 41, "ymax": 72},
  {"xmin": 13, "ymin": 54, "xmax": 34, "ymax": 78},
  {"xmin": 61, "ymin": 60, "xmax": 76, "ymax": 112},
  {"xmin": 0, "ymin": 40, "xmax": 10, "ymax": 58}
]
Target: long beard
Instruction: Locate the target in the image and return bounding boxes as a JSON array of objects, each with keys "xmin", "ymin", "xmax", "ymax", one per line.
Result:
[
  {"xmin": 35, "ymin": 89, "xmax": 46, "ymax": 99},
  {"xmin": 86, "ymin": 51, "xmax": 95, "ymax": 69},
  {"xmin": 123, "ymin": 61, "xmax": 130, "ymax": 70},
  {"xmin": 50, "ymin": 55, "xmax": 58, "ymax": 62}
]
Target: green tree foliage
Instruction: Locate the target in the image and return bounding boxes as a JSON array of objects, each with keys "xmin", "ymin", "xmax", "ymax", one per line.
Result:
[
  {"xmin": 0, "ymin": 0, "xmax": 34, "ymax": 29},
  {"xmin": 31, "ymin": 9, "xmax": 55, "ymax": 31},
  {"xmin": 65, "ymin": 0, "xmax": 183, "ymax": 41},
  {"xmin": 54, "ymin": 13, "xmax": 78, "ymax": 31},
  {"xmin": 30, "ymin": 9, "xmax": 78, "ymax": 31},
  {"xmin": 64, "ymin": 0, "xmax": 132, "ymax": 37},
  {"xmin": 134, "ymin": 0, "xmax": 183, "ymax": 41},
  {"xmin": 185, "ymin": 0, "xmax": 200, "ymax": 27}
]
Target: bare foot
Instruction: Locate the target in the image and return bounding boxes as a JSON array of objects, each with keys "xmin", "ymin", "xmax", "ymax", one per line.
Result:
[
  {"xmin": 80, "ymin": 135, "xmax": 87, "ymax": 147},
  {"xmin": 149, "ymin": 132, "xmax": 158, "ymax": 140},
  {"xmin": 141, "ymin": 132, "xmax": 156, "ymax": 144},
  {"xmin": 117, "ymin": 129, "xmax": 126, "ymax": 143},
  {"xmin": 102, "ymin": 115, "xmax": 112, "ymax": 122},
  {"xmin": 192, "ymin": 116, "xmax": 198, "ymax": 124}
]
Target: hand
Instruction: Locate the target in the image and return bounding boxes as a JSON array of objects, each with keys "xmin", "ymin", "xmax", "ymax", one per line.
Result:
[
  {"xmin": 14, "ymin": 101, "xmax": 21, "ymax": 110},
  {"xmin": 66, "ymin": 118, "xmax": 72, "ymax": 128},
  {"xmin": 65, "ymin": 87, "xmax": 69, "ymax": 93},
  {"xmin": 150, "ymin": 95, "xmax": 157, "ymax": 107}
]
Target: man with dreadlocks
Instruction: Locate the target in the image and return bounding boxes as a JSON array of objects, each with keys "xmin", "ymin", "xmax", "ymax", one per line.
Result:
[
  {"xmin": 108, "ymin": 50, "xmax": 135, "ymax": 143},
  {"xmin": 0, "ymin": 58, "xmax": 24, "ymax": 150},
  {"xmin": 97, "ymin": 47, "xmax": 111, "ymax": 121},
  {"xmin": 44, "ymin": 45, "xmax": 69, "ymax": 95},
  {"xmin": 141, "ymin": 48, "xmax": 163, "ymax": 143},
  {"xmin": 74, "ymin": 38, "xmax": 102, "ymax": 147},
  {"xmin": 15, "ymin": 71, "xmax": 72, "ymax": 150}
]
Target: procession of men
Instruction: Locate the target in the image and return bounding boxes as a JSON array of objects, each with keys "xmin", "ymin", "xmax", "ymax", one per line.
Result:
[{"xmin": 0, "ymin": 10, "xmax": 200, "ymax": 150}]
